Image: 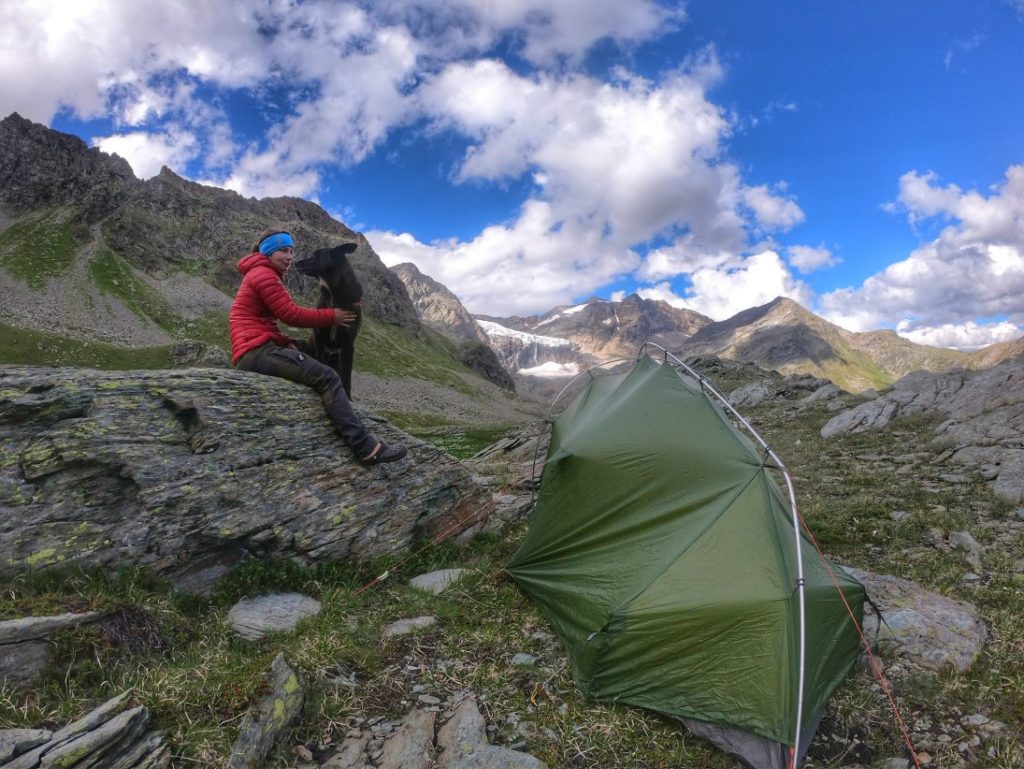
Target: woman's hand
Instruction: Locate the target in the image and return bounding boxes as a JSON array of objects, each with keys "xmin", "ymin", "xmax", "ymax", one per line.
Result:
[{"xmin": 333, "ymin": 308, "xmax": 358, "ymax": 327}]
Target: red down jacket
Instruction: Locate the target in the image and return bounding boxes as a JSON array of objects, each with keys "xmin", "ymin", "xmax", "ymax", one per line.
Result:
[{"xmin": 229, "ymin": 252, "xmax": 335, "ymax": 364}]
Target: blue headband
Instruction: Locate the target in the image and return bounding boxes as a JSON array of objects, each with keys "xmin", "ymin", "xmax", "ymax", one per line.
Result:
[{"xmin": 258, "ymin": 232, "xmax": 294, "ymax": 256}]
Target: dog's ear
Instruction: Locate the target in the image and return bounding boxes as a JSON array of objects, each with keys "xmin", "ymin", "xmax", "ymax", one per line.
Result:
[{"xmin": 332, "ymin": 242, "xmax": 358, "ymax": 257}]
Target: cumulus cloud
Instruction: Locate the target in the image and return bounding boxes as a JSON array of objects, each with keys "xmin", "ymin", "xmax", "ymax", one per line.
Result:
[
  {"xmin": 787, "ymin": 244, "xmax": 839, "ymax": 274},
  {"xmin": 684, "ymin": 250, "xmax": 814, "ymax": 320},
  {"xmin": 414, "ymin": 52, "xmax": 801, "ymax": 297},
  {"xmin": 896, "ymin": 320, "xmax": 1022, "ymax": 351},
  {"xmin": 618, "ymin": 251, "xmax": 815, "ymax": 322},
  {"xmin": 368, "ymin": 199, "xmax": 640, "ymax": 316},
  {"xmin": 373, "ymin": 0, "xmax": 685, "ymax": 65},
  {"xmin": 93, "ymin": 129, "xmax": 198, "ymax": 179},
  {"xmin": 742, "ymin": 184, "xmax": 804, "ymax": 232},
  {"xmin": 822, "ymin": 164, "xmax": 1024, "ymax": 339}
]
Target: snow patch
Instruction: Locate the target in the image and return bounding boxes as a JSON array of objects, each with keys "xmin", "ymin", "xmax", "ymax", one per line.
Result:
[
  {"xmin": 477, "ymin": 320, "xmax": 573, "ymax": 348},
  {"xmin": 519, "ymin": 361, "xmax": 580, "ymax": 378},
  {"xmin": 536, "ymin": 301, "xmax": 598, "ymax": 327}
]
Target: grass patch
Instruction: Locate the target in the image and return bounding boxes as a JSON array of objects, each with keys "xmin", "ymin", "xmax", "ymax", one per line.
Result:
[
  {"xmin": 2, "ymin": 365, "xmax": 1020, "ymax": 767},
  {"xmin": 356, "ymin": 319, "xmax": 478, "ymax": 396},
  {"xmin": 87, "ymin": 247, "xmax": 230, "ymax": 348},
  {"xmin": 0, "ymin": 321, "xmax": 175, "ymax": 369},
  {"xmin": 381, "ymin": 410, "xmax": 516, "ymax": 458},
  {"xmin": 0, "ymin": 211, "xmax": 84, "ymax": 290},
  {"xmin": 88, "ymin": 246, "xmax": 176, "ymax": 327}
]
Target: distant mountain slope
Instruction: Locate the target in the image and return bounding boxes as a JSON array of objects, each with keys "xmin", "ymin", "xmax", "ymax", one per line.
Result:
[
  {"xmin": 390, "ymin": 262, "xmax": 487, "ymax": 343},
  {"xmin": 0, "ymin": 113, "xmax": 530, "ymax": 414},
  {"xmin": 680, "ymin": 297, "xmax": 991, "ymax": 392},
  {"xmin": 390, "ymin": 261, "xmax": 516, "ymax": 390},
  {"xmin": 479, "ymin": 295, "xmax": 711, "ymax": 369}
]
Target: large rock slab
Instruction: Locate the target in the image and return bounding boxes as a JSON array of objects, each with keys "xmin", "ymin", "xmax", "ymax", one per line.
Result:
[
  {"xmin": 821, "ymin": 359, "xmax": 1024, "ymax": 502},
  {"xmin": 436, "ymin": 699, "xmax": 547, "ymax": 769},
  {"xmin": 0, "ymin": 366, "xmax": 492, "ymax": 586},
  {"xmin": 846, "ymin": 568, "xmax": 987, "ymax": 672},
  {"xmin": 1, "ymin": 691, "xmax": 168, "ymax": 769},
  {"xmin": 0, "ymin": 611, "xmax": 102, "ymax": 690}
]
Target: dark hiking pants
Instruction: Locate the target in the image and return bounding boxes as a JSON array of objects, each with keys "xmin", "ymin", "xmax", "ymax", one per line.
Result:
[{"xmin": 236, "ymin": 342, "xmax": 376, "ymax": 458}]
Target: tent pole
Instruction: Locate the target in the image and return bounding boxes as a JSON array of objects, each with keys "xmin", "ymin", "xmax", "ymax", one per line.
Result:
[{"xmin": 639, "ymin": 343, "xmax": 808, "ymax": 766}]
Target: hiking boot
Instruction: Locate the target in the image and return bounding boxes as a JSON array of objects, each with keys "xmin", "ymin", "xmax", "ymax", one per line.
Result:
[{"xmin": 360, "ymin": 441, "xmax": 408, "ymax": 466}]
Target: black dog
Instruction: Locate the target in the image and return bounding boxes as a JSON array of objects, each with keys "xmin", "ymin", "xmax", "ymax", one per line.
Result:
[{"xmin": 294, "ymin": 243, "xmax": 363, "ymax": 399}]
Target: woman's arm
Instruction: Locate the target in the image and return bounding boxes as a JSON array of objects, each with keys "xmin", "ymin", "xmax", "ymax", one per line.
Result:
[{"xmin": 251, "ymin": 266, "xmax": 336, "ymax": 327}]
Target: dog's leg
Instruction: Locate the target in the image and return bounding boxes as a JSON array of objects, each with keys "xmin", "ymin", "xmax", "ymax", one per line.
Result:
[{"xmin": 338, "ymin": 317, "xmax": 359, "ymax": 400}]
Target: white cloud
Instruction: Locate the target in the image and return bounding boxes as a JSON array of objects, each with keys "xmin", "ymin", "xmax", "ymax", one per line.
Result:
[
  {"xmin": 634, "ymin": 282, "xmax": 690, "ymax": 308},
  {"xmin": 787, "ymin": 244, "xmax": 839, "ymax": 274},
  {"xmin": 742, "ymin": 184, "xmax": 804, "ymax": 232},
  {"xmin": 896, "ymin": 320, "xmax": 1022, "ymax": 351},
  {"xmin": 374, "ymin": 0, "xmax": 685, "ymax": 65},
  {"xmin": 420, "ymin": 52, "xmax": 798, "ymax": 259},
  {"xmin": 93, "ymin": 129, "xmax": 198, "ymax": 179},
  {"xmin": 368, "ymin": 199, "xmax": 640, "ymax": 316},
  {"xmin": 684, "ymin": 250, "xmax": 813, "ymax": 320},
  {"xmin": 823, "ymin": 164, "xmax": 1024, "ymax": 334}
]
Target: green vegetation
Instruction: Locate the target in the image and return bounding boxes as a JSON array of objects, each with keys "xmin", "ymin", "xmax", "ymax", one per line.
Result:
[
  {"xmin": 1, "ymin": 389, "xmax": 1021, "ymax": 768},
  {"xmin": 355, "ymin": 318, "xmax": 478, "ymax": 396},
  {"xmin": 0, "ymin": 211, "xmax": 84, "ymax": 290},
  {"xmin": 0, "ymin": 321, "xmax": 174, "ymax": 369},
  {"xmin": 381, "ymin": 412, "xmax": 515, "ymax": 458},
  {"xmin": 88, "ymin": 246, "xmax": 230, "ymax": 348}
]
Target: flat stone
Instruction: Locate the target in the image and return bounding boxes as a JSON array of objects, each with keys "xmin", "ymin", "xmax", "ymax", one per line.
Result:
[
  {"xmin": 227, "ymin": 593, "xmax": 321, "ymax": 640},
  {"xmin": 383, "ymin": 616, "xmax": 437, "ymax": 638},
  {"xmin": 409, "ymin": 569, "xmax": 467, "ymax": 595},
  {"xmin": 511, "ymin": 653, "xmax": 538, "ymax": 667},
  {"xmin": 0, "ymin": 611, "xmax": 102, "ymax": 643},
  {"xmin": 378, "ymin": 710, "xmax": 435, "ymax": 769}
]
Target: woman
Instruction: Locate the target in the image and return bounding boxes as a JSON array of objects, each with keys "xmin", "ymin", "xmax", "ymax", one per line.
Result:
[{"xmin": 229, "ymin": 229, "xmax": 407, "ymax": 465}]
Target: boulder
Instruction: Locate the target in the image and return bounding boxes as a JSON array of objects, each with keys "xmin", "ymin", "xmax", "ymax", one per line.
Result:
[
  {"xmin": 0, "ymin": 366, "xmax": 492, "ymax": 589},
  {"xmin": 227, "ymin": 593, "xmax": 322, "ymax": 640},
  {"xmin": 846, "ymin": 568, "xmax": 987, "ymax": 672},
  {"xmin": 228, "ymin": 653, "xmax": 303, "ymax": 769},
  {"xmin": 821, "ymin": 359, "xmax": 1024, "ymax": 503}
]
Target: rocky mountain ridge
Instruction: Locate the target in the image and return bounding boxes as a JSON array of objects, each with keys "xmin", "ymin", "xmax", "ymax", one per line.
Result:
[
  {"xmin": 481, "ymin": 295, "xmax": 1022, "ymax": 393},
  {"xmin": 0, "ymin": 113, "xmax": 531, "ymax": 393}
]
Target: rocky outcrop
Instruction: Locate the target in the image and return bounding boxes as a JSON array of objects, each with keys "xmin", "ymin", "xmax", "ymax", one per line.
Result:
[
  {"xmin": 0, "ymin": 691, "xmax": 168, "ymax": 769},
  {"xmin": 0, "ymin": 365, "xmax": 492, "ymax": 589},
  {"xmin": 101, "ymin": 168, "xmax": 418, "ymax": 330},
  {"xmin": 389, "ymin": 263, "xmax": 516, "ymax": 390},
  {"xmin": 0, "ymin": 113, "xmax": 137, "ymax": 221},
  {"xmin": 457, "ymin": 340, "xmax": 516, "ymax": 391},
  {"xmin": 391, "ymin": 262, "xmax": 487, "ymax": 344},
  {"xmin": 0, "ymin": 611, "xmax": 103, "ymax": 690},
  {"xmin": 821, "ymin": 358, "xmax": 1024, "ymax": 502}
]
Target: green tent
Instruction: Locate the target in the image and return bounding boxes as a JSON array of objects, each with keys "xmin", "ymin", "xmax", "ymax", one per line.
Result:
[{"xmin": 506, "ymin": 354, "xmax": 865, "ymax": 769}]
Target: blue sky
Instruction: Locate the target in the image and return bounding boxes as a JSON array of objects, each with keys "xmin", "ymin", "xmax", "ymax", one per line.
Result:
[{"xmin": 2, "ymin": 0, "xmax": 1023, "ymax": 348}]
